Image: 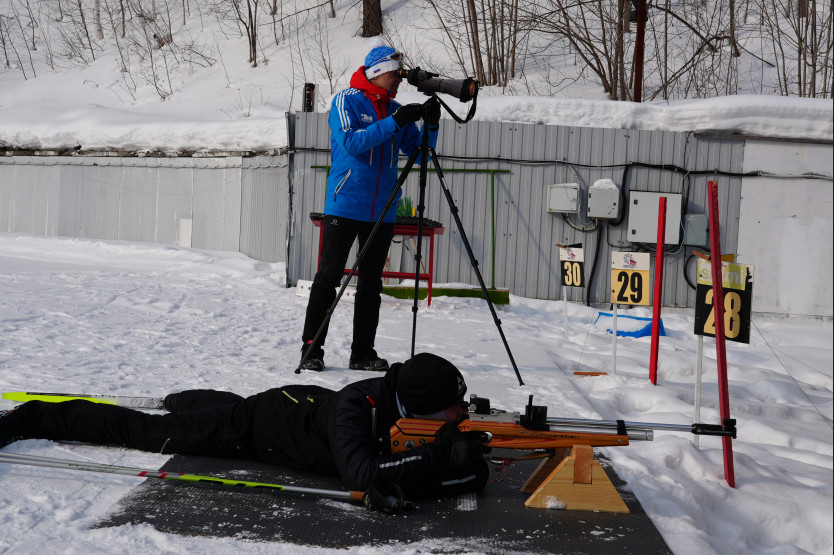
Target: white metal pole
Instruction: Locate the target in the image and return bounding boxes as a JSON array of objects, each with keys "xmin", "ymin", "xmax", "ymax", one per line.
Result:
[
  {"xmin": 564, "ymin": 289, "xmax": 569, "ymax": 341},
  {"xmin": 694, "ymin": 335, "xmax": 704, "ymax": 448},
  {"xmin": 612, "ymin": 303, "xmax": 618, "ymax": 374}
]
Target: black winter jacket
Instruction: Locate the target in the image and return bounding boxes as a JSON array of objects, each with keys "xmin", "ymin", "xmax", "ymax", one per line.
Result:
[{"xmin": 249, "ymin": 365, "xmax": 447, "ymax": 491}]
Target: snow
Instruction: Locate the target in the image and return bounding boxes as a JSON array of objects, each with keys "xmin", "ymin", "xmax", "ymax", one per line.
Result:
[
  {"xmin": 1, "ymin": 1, "xmax": 832, "ymax": 552},
  {"xmin": 1, "ymin": 90, "xmax": 831, "ymax": 153},
  {"xmin": 0, "ymin": 232, "xmax": 831, "ymax": 554}
]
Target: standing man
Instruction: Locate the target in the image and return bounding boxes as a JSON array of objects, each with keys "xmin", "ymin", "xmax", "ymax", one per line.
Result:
[{"xmin": 300, "ymin": 45, "xmax": 439, "ymax": 372}]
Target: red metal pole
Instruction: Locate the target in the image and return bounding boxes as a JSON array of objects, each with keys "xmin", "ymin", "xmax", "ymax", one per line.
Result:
[
  {"xmin": 707, "ymin": 180, "xmax": 736, "ymax": 488},
  {"xmin": 649, "ymin": 197, "xmax": 666, "ymax": 385}
]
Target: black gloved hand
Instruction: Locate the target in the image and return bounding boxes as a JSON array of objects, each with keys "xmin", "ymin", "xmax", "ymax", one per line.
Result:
[
  {"xmin": 434, "ymin": 422, "xmax": 491, "ymax": 467},
  {"xmin": 392, "ymin": 104, "xmax": 423, "ymax": 129},
  {"xmin": 362, "ymin": 482, "xmax": 415, "ymax": 514}
]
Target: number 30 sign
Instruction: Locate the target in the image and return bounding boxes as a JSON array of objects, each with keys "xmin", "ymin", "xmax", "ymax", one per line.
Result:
[
  {"xmin": 694, "ymin": 258, "xmax": 754, "ymax": 344},
  {"xmin": 559, "ymin": 244, "xmax": 585, "ymax": 287}
]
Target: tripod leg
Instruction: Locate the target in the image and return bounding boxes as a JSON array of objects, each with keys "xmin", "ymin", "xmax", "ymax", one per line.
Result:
[
  {"xmin": 410, "ymin": 115, "xmax": 432, "ymax": 358},
  {"xmin": 428, "ymin": 147, "xmax": 525, "ymax": 386},
  {"xmin": 296, "ymin": 147, "xmax": 421, "ymax": 373}
]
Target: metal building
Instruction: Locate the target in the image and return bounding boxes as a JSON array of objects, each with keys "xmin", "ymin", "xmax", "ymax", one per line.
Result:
[
  {"xmin": 288, "ymin": 112, "xmax": 746, "ymax": 310},
  {"xmin": 2, "ymin": 113, "xmax": 831, "ymax": 317}
]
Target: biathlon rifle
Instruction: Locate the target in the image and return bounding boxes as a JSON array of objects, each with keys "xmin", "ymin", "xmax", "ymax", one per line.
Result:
[{"xmin": 390, "ymin": 394, "xmax": 736, "ymax": 453}]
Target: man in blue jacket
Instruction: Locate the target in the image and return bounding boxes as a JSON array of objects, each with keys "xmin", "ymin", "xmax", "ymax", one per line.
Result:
[{"xmin": 300, "ymin": 45, "xmax": 439, "ymax": 372}]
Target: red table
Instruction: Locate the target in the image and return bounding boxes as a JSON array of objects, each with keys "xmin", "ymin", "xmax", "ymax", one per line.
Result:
[{"xmin": 310, "ymin": 213, "xmax": 445, "ymax": 306}]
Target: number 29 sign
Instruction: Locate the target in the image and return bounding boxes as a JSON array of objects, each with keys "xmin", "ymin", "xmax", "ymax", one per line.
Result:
[
  {"xmin": 610, "ymin": 252, "xmax": 651, "ymax": 306},
  {"xmin": 694, "ymin": 259, "xmax": 754, "ymax": 344}
]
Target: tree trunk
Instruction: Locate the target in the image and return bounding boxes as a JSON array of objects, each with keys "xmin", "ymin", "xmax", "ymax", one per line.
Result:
[
  {"xmin": 119, "ymin": 0, "xmax": 125, "ymax": 37},
  {"xmin": 94, "ymin": 0, "xmax": 105, "ymax": 40},
  {"xmin": 466, "ymin": 0, "xmax": 485, "ymax": 82},
  {"xmin": 729, "ymin": 0, "xmax": 740, "ymax": 56},
  {"xmin": 362, "ymin": 0, "xmax": 382, "ymax": 37}
]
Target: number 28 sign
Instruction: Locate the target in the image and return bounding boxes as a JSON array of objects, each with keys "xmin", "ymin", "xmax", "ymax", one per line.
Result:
[
  {"xmin": 610, "ymin": 252, "xmax": 651, "ymax": 306},
  {"xmin": 694, "ymin": 259, "xmax": 754, "ymax": 344}
]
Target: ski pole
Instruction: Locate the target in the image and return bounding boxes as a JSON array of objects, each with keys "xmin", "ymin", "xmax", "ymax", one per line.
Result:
[{"xmin": 0, "ymin": 451, "xmax": 364, "ymax": 502}]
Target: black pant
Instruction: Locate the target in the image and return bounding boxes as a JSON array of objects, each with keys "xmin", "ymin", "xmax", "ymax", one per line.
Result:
[
  {"xmin": 302, "ymin": 215, "xmax": 395, "ymax": 356},
  {"xmin": 10, "ymin": 391, "xmax": 254, "ymax": 458}
]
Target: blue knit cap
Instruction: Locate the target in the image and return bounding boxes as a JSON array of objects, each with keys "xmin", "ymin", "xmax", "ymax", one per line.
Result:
[{"xmin": 364, "ymin": 46, "xmax": 402, "ymax": 80}]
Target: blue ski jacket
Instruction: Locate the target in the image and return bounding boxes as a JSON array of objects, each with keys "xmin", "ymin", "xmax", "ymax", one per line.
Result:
[{"xmin": 324, "ymin": 68, "xmax": 438, "ymax": 223}]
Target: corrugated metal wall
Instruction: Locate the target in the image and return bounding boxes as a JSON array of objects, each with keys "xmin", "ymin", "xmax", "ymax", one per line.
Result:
[
  {"xmin": 0, "ymin": 118, "xmax": 746, "ymax": 308},
  {"xmin": 0, "ymin": 155, "xmax": 289, "ymax": 263},
  {"xmin": 288, "ymin": 112, "xmax": 744, "ymax": 307}
]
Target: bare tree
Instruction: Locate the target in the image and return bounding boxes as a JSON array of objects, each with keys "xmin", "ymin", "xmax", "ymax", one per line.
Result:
[
  {"xmin": 422, "ymin": 0, "xmax": 525, "ymax": 87},
  {"xmin": 229, "ymin": 0, "xmax": 259, "ymax": 65},
  {"xmin": 362, "ymin": 0, "xmax": 382, "ymax": 37},
  {"xmin": 758, "ymin": 0, "xmax": 832, "ymax": 96},
  {"xmin": 521, "ymin": 0, "xmax": 632, "ymax": 99},
  {"xmin": 93, "ymin": 0, "xmax": 104, "ymax": 39},
  {"xmin": 75, "ymin": 0, "xmax": 97, "ymax": 59}
]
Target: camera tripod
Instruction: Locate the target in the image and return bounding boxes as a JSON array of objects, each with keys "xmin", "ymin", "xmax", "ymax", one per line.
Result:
[{"xmin": 296, "ymin": 96, "xmax": 524, "ymax": 386}]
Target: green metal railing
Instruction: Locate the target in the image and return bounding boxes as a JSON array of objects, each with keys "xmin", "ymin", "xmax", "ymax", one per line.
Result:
[{"xmin": 310, "ymin": 165, "xmax": 509, "ymax": 288}]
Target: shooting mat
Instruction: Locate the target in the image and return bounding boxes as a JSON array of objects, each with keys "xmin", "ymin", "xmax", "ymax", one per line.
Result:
[{"xmin": 93, "ymin": 451, "xmax": 671, "ymax": 553}]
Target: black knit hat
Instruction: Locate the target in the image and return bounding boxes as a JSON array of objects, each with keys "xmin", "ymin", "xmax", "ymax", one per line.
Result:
[{"xmin": 396, "ymin": 353, "xmax": 467, "ymax": 415}]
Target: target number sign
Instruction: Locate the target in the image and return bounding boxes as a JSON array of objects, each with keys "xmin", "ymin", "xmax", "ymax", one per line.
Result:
[
  {"xmin": 559, "ymin": 245, "xmax": 585, "ymax": 287},
  {"xmin": 610, "ymin": 252, "xmax": 651, "ymax": 306},
  {"xmin": 694, "ymin": 259, "xmax": 754, "ymax": 344}
]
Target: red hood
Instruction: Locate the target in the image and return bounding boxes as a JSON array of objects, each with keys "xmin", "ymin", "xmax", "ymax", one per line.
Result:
[{"xmin": 350, "ymin": 67, "xmax": 396, "ymax": 117}]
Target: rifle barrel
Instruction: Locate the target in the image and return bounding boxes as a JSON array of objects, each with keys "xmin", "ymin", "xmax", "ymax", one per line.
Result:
[
  {"xmin": 546, "ymin": 423, "xmax": 654, "ymax": 441},
  {"xmin": 546, "ymin": 417, "xmax": 692, "ymax": 434}
]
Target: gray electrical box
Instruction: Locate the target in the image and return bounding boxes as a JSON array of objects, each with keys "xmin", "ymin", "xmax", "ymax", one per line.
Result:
[
  {"xmin": 547, "ymin": 183, "xmax": 580, "ymax": 213},
  {"xmin": 587, "ymin": 179, "xmax": 620, "ymax": 219},
  {"xmin": 627, "ymin": 191, "xmax": 682, "ymax": 244},
  {"xmin": 683, "ymin": 213, "xmax": 709, "ymax": 247}
]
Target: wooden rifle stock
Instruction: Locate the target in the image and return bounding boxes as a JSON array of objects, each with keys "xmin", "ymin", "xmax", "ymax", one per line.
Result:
[{"xmin": 390, "ymin": 417, "xmax": 633, "ymax": 453}]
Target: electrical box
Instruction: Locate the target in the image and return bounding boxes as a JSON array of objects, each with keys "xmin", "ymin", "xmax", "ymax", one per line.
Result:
[
  {"xmin": 547, "ymin": 183, "xmax": 580, "ymax": 213},
  {"xmin": 627, "ymin": 191, "xmax": 682, "ymax": 244},
  {"xmin": 683, "ymin": 213, "xmax": 709, "ymax": 247},
  {"xmin": 587, "ymin": 179, "xmax": 620, "ymax": 219}
]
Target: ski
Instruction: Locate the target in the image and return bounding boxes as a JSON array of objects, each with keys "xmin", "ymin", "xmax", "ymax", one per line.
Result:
[
  {"xmin": 2, "ymin": 391, "xmax": 165, "ymax": 409},
  {"xmin": 0, "ymin": 451, "xmax": 364, "ymax": 502}
]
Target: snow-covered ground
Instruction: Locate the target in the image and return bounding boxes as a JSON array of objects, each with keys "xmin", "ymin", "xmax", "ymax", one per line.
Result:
[{"xmin": 0, "ymin": 233, "xmax": 831, "ymax": 554}]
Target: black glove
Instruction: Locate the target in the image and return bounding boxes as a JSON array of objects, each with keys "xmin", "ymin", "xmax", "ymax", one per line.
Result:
[
  {"xmin": 392, "ymin": 104, "xmax": 423, "ymax": 129},
  {"xmin": 362, "ymin": 482, "xmax": 415, "ymax": 514},
  {"xmin": 433, "ymin": 423, "xmax": 491, "ymax": 467},
  {"xmin": 425, "ymin": 100, "xmax": 441, "ymax": 129}
]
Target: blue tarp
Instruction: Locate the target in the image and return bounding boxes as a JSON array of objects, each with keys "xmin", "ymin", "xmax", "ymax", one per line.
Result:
[{"xmin": 594, "ymin": 312, "xmax": 666, "ymax": 338}]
